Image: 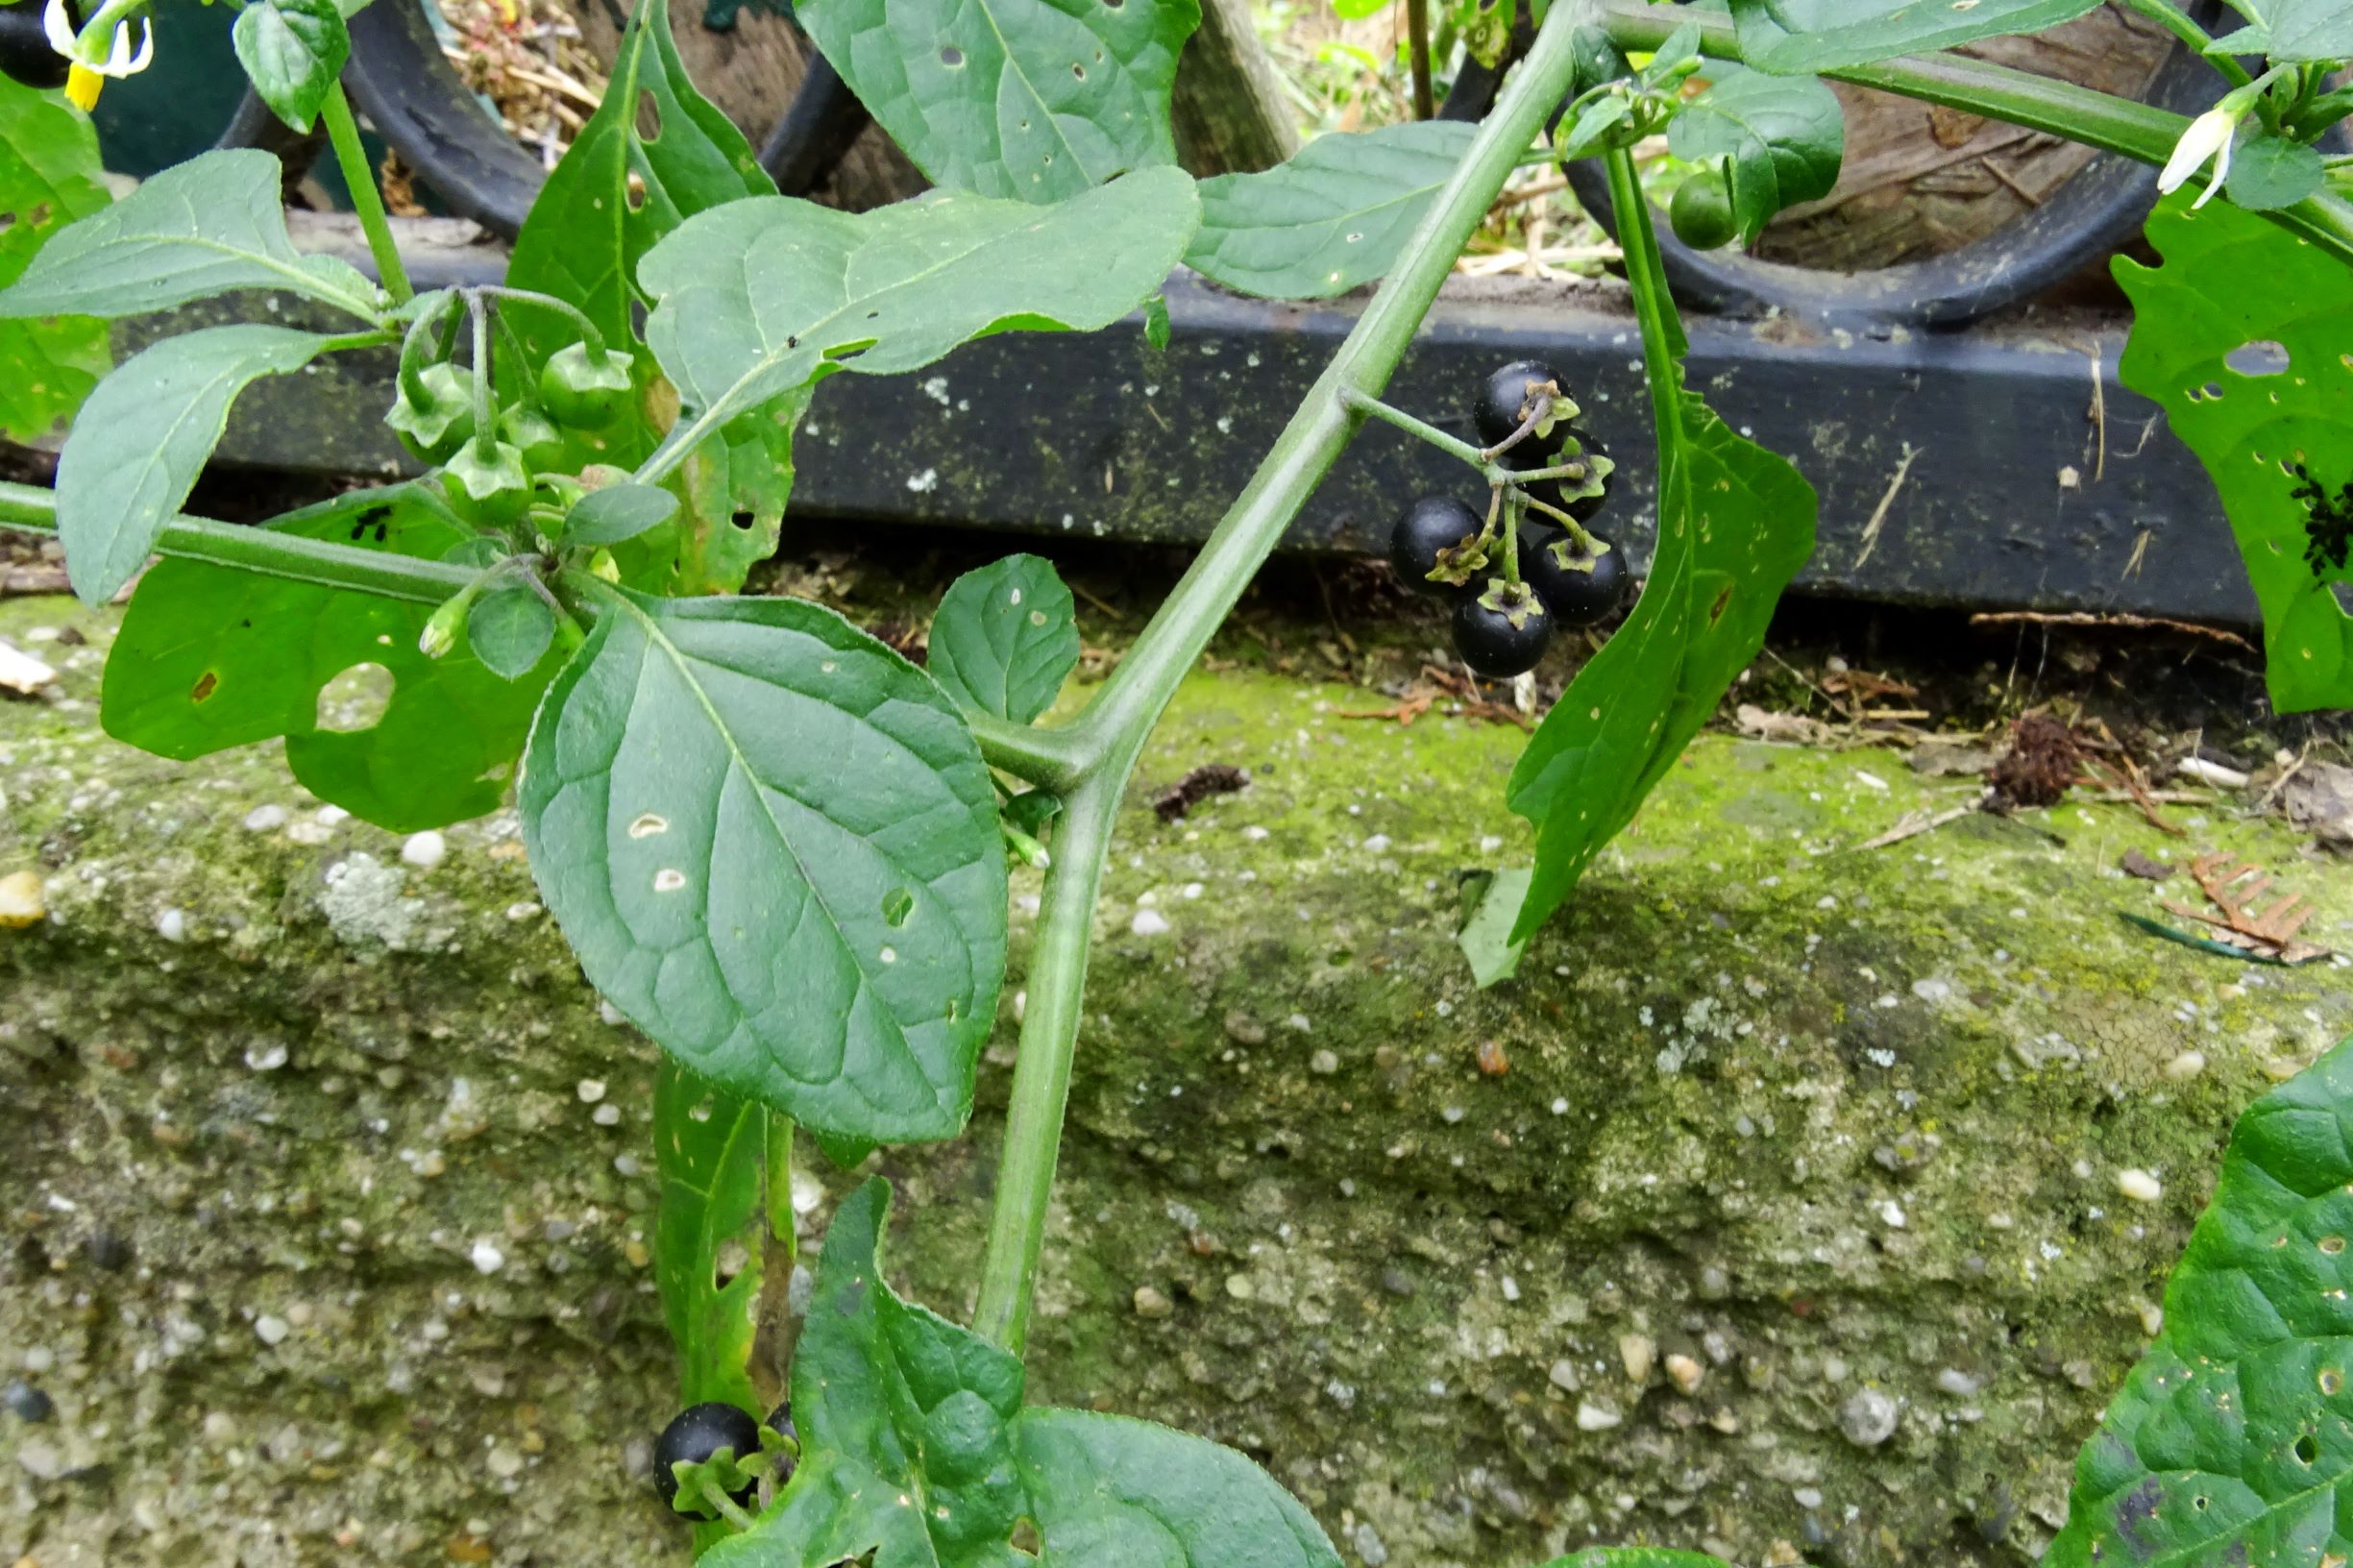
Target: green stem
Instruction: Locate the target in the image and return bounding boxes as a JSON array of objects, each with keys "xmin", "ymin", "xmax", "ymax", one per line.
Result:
[
  {"xmin": 0, "ymin": 480, "xmax": 470, "ymax": 603},
  {"xmin": 468, "ymin": 293, "xmax": 498, "ymax": 461},
  {"xmin": 966, "ymin": 711, "xmax": 1089, "ymax": 793},
  {"xmin": 1592, "ymin": 1, "xmax": 2353, "ymax": 269},
  {"xmin": 319, "ymin": 80, "xmax": 413, "ymax": 306},
  {"xmin": 1340, "ymin": 387, "xmax": 1488, "ymax": 467},
  {"xmin": 968, "ymin": 0, "xmax": 1597, "ymax": 1354},
  {"xmin": 481, "ymin": 285, "xmax": 610, "ymax": 356},
  {"xmin": 1406, "ymin": 0, "xmax": 1434, "ymax": 119},
  {"xmin": 1605, "ymin": 146, "xmax": 1684, "ymax": 453},
  {"xmin": 2117, "ymin": 0, "xmax": 2252, "ymax": 88}
]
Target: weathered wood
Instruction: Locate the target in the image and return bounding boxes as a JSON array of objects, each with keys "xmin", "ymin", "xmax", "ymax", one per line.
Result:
[{"xmin": 1756, "ymin": 2, "xmax": 2174, "ymax": 270}]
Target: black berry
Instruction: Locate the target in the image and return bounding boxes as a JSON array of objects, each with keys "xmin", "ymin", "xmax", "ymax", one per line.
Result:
[
  {"xmin": 1520, "ymin": 526, "xmax": 1630, "ymax": 627},
  {"xmin": 653, "ymin": 1401, "xmax": 761, "ymax": 1518},
  {"xmin": 1388, "ymin": 496, "xmax": 1485, "ymax": 597},
  {"xmin": 765, "ymin": 1401, "xmax": 798, "ymax": 1487},
  {"xmin": 1475, "ymin": 360, "xmax": 1564, "ymax": 450},
  {"xmin": 1452, "ymin": 580, "xmax": 1553, "ymax": 678},
  {"xmin": 0, "ymin": 2, "xmax": 73, "ymax": 91}
]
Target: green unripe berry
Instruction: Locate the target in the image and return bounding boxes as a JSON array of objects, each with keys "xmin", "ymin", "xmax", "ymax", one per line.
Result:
[
  {"xmin": 386, "ymin": 362, "xmax": 477, "ymax": 466},
  {"xmin": 1670, "ymin": 168, "xmax": 1740, "ymax": 252},
  {"xmin": 502, "ymin": 404, "xmax": 568, "ymax": 474},
  {"xmin": 539, "ymin": 343, "xmax": 634, "ymax": 429},
  {"xmin": 442, "ymin": 440, "xmax": 535, "ymax": 530}
]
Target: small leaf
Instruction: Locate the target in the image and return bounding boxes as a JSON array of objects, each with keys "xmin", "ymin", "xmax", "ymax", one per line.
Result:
[
  {"xmin": 466, "ymin": 580, "xmax": 557, "ymax": 681},
  {"xmin": 1667, "ymin": 64, "xmax": 1844, "ymax": 243},
  {"xmin": 104, "ymin": 495, "xmax": 556, "ymax": 831},
  {"xmin": 927, "ymin": 554, "xmax": 1080, "ymax": 725},
  {"xmin": 1186, "ymin": 122, "xmax": 1477, "ymax": 300},
  {"xmin": 1013, "ymin": 1410, "xmax": 1342, "ymax": 1564},
  {"xmin": 796, "ymin": 0, "xmax": 1198, "ymax": 204},
  {"xmin": 519, "ymin": 590, "xmax": 1008, "ymax": 1144},
  {"xmin": 652, "ymin": 1064, "xmax": 769, "ymax": 1413},
  {"xmin": 55, "ymin": 325, "xmax": 344, "ymax": 604},
  {"xmin": 2215, "ymin": 0, "xmax": 2353, "ymax": 61},
  {"xmin": 0, "ymin": 149, "xmax": 378, "ymax": 322},
  {"xmin": 567, "ymin": 481, "xmax": 682, "ymax": 546},
  {"xmin": 0, "ymin": 81, "xmax": 111, "ymax": 444},
  {"xmin": 1457, "ymin": 867, "xmax": 1532, "ymax": 987},
  {"xmin": 1003, "ymin": 789, "xmax": 1062, "ymax": 838},
  {"xmin": 1727, "ymin": 0, "xmax": 2103, "ymax": 72},
  {"xmin": 2115, "ymin": 194, "xmax": 2353, "ymax": 712},
  {"xmin": 1142, "ymin": 292, "xmax": 1170, "ymax": 352},
  {"xmin": 232, "ymin": 0, "xmax": 352, "ymax": 134},
  {"xmin": 2226, "ymin": 130, "xmax": 2326, "ymax": 211},
  {"xmin": 638, "ymin": 169, "xmax": 1198, "ymax": 468},
  {"xmin": 2047, "ymin": 1034, "xmax": 2353, "ymax": 1565}
]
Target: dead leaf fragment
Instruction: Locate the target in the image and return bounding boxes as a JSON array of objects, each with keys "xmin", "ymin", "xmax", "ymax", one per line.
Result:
[
  {"xmin": 2158, "ymin": 851, "xmax": 2331, "ymax": 965},
  {"xmin": 2120, "ymin": 849, "xmax": 2174, "ymax": 882},
  {"xmin": 2283, "ymin": 761, "xmax": 2353, "ymax": 852},
  {"xmin": 0, "ymin": 641, "xmax": 58, "ymax": 697}
]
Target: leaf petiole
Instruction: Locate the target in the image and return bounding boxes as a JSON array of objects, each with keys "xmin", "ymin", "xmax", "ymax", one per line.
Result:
[{"xmin": 318, "ymin": 82, "xmax": 412, "ymax": 308}]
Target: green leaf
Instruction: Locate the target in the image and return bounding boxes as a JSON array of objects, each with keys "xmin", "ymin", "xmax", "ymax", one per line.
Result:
[
  {"xmin": 1185, "ymin": 122, "xmax": 1477, "ymax": 301},
  {"xmin": 1456, "ymin": 867, "xmax": 1532, "ymax": 987},
  {"xmin": 2115, "ymin": 194, "xmax": 2353, "ymax": 713},
  {"xmin": 103, "ymin": 495, "xmax": 556, "ymax": 831},
  {"xmin": 638, "ymin": 168, "xmax": 1198, "ymax": 468},
  {"xmin": 465, "ymin": 579, "xmax": 556, "ymax": 681},
  {"xmin": 1726, "ymin": 0, "xmax": 2102, "ymax": 73},
  {"xmin": 927, "ymin": 554, "xmax": 1080, "ymax": 725},
  {"xmin": 0, "ymin": 83, "xmax": 111, "ymax": 444},
  {"xmin": 1507, "ymin": 416, "xmax": 1815, "ymax": 943},
  {"xmin": 566, "ymin": 481, "xmax": 682, "ymax": 547},
  {"xmin": 1142, "ymin": 292, "xmax": 1170, "ymax": 352},
  {"xmin": 2209, "ymin": 0, "xmax": 2353, "ymax": 61},
  {"xmin": 232, "ymin": 0, "xmax": 352, "ymax": 134},
  {"xmin": 503, "ymin": 0, "xmax": 773, "ymax": 473},
  {"xmin": 652, "ymin": 1063, "xmax": 769, "ymax": 1413},
  {"xmin": 2225, "ymin": 130, "xmax": 2327, "ymax": 211},
  {"xmin": 0, "ymin": 149, "xmax": 379, "ymax": 322},
  {"xmin": 2047, "ymin": 1034, "xmax": 2353, "ymax": 1567},
  {"xmin": 1667, "ymin": 64, "xmax": 1844, "ymax": 243},
  {"xmin": 673, "ymin": 387, "xmax": 809, "ymax": 597},
  {"xmin": 795, "ymin": 0, "xmax": 1197, "ymax": 204},
  {"xmin": 519, "ymin": 590, "xmax": 1008, "ymax": 1144},
  {"xmin": 55, "ymin": 325, "xmax": 345, "ymax": 605},
  {"xmin": 701, "ymin": 1179, "xmax": 1343, "ymax": 1568}
]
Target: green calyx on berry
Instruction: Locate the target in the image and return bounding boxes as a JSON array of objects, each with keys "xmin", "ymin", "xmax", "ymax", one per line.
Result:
[
  {"xmin": 1518, "ymin": 431, "xmax": 1615, "ymax": 526},
  {"xmin": 501, "ymin": 404, "xmax": 568, "ymax": 474},
  {"xmin": 1670, "ymin": 164, "xmax": 1740, "ymax": 252},
  {"xmin": 539, "ymin": 342, "xmax": 635, "ymax": 429},
  {"xmin": 653, "ymin": 1402, "xmax": 761, "ymax": 1521},
  {"xmin": 1388, "ymin": 495, "xmax": 1488, "ymax": 596},
  {"xmin": 1453, "ymin": 577, "xmax": 1553, "ymax": 679},
  {"xmin": 387, "ymin": 362, "xmax": 478, "ymax": 466},
  {"xmin": 1521, "ymin": 524, "xmax": 1630, "ymax": 627},
  {"xmin": 441, "ymin": 440, "xmax": 535, "ymax": 529},
  {"xmin": 1475, "ymin": 359, "xmax": 1578, "ymax": 451}
]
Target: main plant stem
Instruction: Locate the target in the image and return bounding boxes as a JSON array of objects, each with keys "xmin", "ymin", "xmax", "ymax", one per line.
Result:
[
  {"xmin": 320, "ymin": 80, "xmax": 413, "ymax": 306},
  {"xmin": 967, "ymin": 0, "xmax": 1595, "ymax": 1353}
]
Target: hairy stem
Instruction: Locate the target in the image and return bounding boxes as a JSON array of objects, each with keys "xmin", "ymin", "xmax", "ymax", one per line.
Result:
[
  {"xmin": 967, "ymin": 0, "xmax": 1598, "ymax": 1353},
  {"xmin": 2118, "ymin": 0, "xmax": 2252, "ymax": 88},
  {"xmin": 319, "ymin": 81, "xmax": 412, "ymax": 307},
  {"xmin": 0, "ymin": 481, "xmax": 470, "ymax": 603}
]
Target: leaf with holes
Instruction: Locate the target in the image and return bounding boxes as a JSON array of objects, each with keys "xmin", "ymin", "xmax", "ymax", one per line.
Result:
[
  {"xmin": 519, "ymin": 590, "xmax": 1007, "ymax": 1143},
  {"xmin": 796, "ymin": 0, "xmax": 1196, "ymax": 204},
  {"xmin": 1507, "ymin": 415, "xmax": 1815, "ymax": 943},
  {"xmin": 0, "ymin": 83, "xmax": 110, "ymax": 445},
  {"xmin": 672, "ymin": 385, "xmax": 810, "ymax": 597},
  {"xmin": 1725, "ymin": 0, "xmax": 2102, "ymax": 73},
  {"xmin": 232, "ymin": 0, "xmax": 351, "ymax": 134},
  {"xmin": 637, "ymin": 168, "xmax": 1196, "ymax": 472},
  {"xmin": 1185, "ymin": 121, "xmax": 1477, "ymax": 300},
  {"xmin": 103, "ymin": 495, "xmax": 557, "ymax": 831},
  {"xmin": 504, "ymin": 0, "xmax": 773, "ymax": 477},
  {"xmin": 700, "ymin": 1179, "xmax": 1343, "ymax": 1568},
  {"xmin": 927, "ymin": 554, "xmax": 1080, "ymax": 724},
  {"xmin": 0, "ymin": 149, "xmax": 378, "ymax": 322},
  {"xmin": 56, "ymin": 325, "xmax": 350, "ymax": 605},
  {"xmin": 1666, "ymin": 64, "xmax": 1843, "ymax": 244},
  {"xmin": 2115, "ymin": 193, "xmax": 2353, "ymax": 713},
  {"xmin": 652, "ymin": 1064, "xmax": 771, "ymax": 1414},
  {"xmin": 2208, "ymin": 0, "xmax": 2353, "ymax": 61},
  {"xmin": 2047, "ymin": 1033, "xmax": 2353, "ymax": 1566}
]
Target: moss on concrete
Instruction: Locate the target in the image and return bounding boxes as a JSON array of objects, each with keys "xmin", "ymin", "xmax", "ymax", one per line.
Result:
[{"xmin": 3, "ymin": 591, "xmax": 2350, "ymax": 1567}]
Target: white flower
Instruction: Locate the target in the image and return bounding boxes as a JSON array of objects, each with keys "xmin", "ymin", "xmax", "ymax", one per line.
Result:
[
  {"xmin": 2158, "ymin": 106, "xmax": 2241, "ymax": 209},
  {"xmin": 44, "ymin": 0, "xmax": 153, "ymax": 110}
]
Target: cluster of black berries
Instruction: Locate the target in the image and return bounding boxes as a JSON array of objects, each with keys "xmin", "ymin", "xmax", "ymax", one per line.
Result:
[{"xmin": 1389, "ymin": 360, "xmax": 1628, "ymax": 678}]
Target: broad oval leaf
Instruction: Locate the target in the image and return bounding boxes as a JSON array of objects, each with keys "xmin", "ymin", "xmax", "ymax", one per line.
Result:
[
  {"xmin": 0, "ymin": 149, "xmax": 378, "ymax": 322},
  {"xmin": 1185, "ymin": 121, "xmax": 1477, "ymax": 301},
  {"xmin": 2047, "ymin": 1035, "xmax": 2353, "ymax": 1566},
  {"xmin": 104, "ymin": 493, "xmax": 557, "ymax": 831},
  {"xmin": 519, "ymin": 591, "xmax": 1008, "ymax": 1144},
  {"xmin": 56, "ymin": 324, "xmax": 344, "ymax": 604},
  {"xmin": 566, "ymin": 480, "xmax": 681, "ymax": 547},
  {"xmin": 232, "ymin": 0, "xmax": 352, "ymax": 134},
  {"xmin": 1666, "ymin": 64, "xmax": 1843, "ymax": 244},
  {"xmin": 0, "ymin": 82, "xmax": 110, "ymax": 444},
  {"xmin": 1726, "ymin": 0, "xmax": 2103, "ymax": 73},
  {"xmin": 2226, "ymin": 131, "xmax": 2327, "ymax": 213},
  {"xmin": 703, "ymin": 1179, "xmax": 1343, "ymax": 1568},
  {"xmin": 638, "ymin": 168, "xmax": 1199, "ymax": 468},
  {"xmin": 466, "ymin": 579, "xmax": 557, "ymax": 681},
  {"xmin": 797, "ymin": 0, "xmax": 1197, "ymax": 204},
  {"xmin": 927, "ymin": 554, "xmax": 1080, "ymax": 725},
  {"xmin": 2115, "ymin": 194, "xmax": 2353, "ymax": 714}
]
